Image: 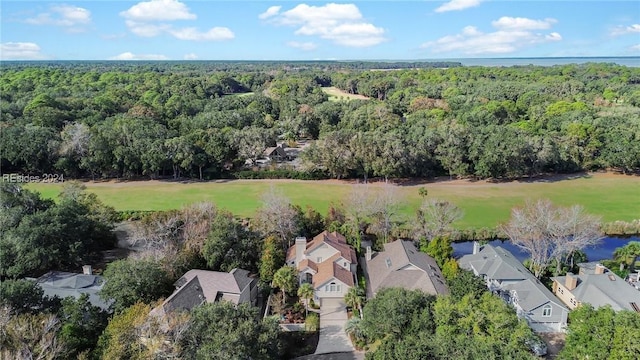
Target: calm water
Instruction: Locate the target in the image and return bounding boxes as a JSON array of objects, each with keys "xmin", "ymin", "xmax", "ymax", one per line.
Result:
[
  {"xmin": 443, "ymin": 57, "xmax": 640, "ymax": 67},
  {"xmin": 452, "ymin": 236, "xmax": 640, "ymax": 262}
]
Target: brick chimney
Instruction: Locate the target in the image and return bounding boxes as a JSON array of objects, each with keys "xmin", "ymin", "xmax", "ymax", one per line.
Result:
[
  {"xmin": 82, "ymin": 265, "xmax": 93, "ymax": 275},
  {"xmin": 366, "ymin": 246, "xmax": 373, "ymax": 261},
  {"xmin": 565, "ymin": 273, "xmax": 578, "ymax": 290},
  {"xmin": 595, "ymin": 264, "xmax": 606, "ymax": 275},
  {"xmin": 295, "ymin": 237, "xmax": 307, "ymax": 266}
]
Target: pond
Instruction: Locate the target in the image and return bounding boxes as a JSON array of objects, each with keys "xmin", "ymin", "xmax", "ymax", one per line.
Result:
[{"xmin": 452, "ymin": 236, "xmax": 640, "ymax": 263}]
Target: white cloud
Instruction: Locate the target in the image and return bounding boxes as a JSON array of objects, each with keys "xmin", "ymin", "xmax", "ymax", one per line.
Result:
[
  {"xmin": 264, "ymin": 3, "xmax": 386, "ymax": 47},
  {"xmin": 0, "ymin": 42, "xmax": 46, "ymax": 60},
  {"xmin": 259, "ymin": 6, "xmax": 281, "ymax": 20},
  {"xmin": 630, "ymin": 44, "xmax": 640, "ymax": 52},
  {"xmin": 610, "ymin": 24, "xmax": 640, "ymax": 36},
  {"xmin": 435, "ymin": 0, "xmax": 482, "ymax": 13},
  {"xmin": 120, "ymin": 0, "xmax": 195, "ymax": 21},
  {"xmin": 492, "ymin": 17, "xmax": 556, "ymax": 30},
  {"xmin": 287, "ymin": 41, "xmax": 318, "ymax": 51},
  {"xmin": 119, "ymin": 0, "xmax": 234, "ymax": 42},
  {"xmin": 169, "ymin": 27, "xmax": 234, "ymax": 41},
  {"xmin": 25, "ymin": 4, "xmax": 91, "ymax": 31},
  {"xmin": 184, "ymin": 53, "xmax": 198, "ymax": 60},
  {"xmin": 421, "ymin": 17, "xmax": 562, "ymax": 55},
  {"xmin": 125, "ymin": 20, "xmax": 171, "ymax": 37},
  {"xmin": 546, "ymin": 32, "xmax": 562, "ymax": 41},
  {"xmin": 108, "ymin": 52, "xmax": 169, "ymax": 60}
]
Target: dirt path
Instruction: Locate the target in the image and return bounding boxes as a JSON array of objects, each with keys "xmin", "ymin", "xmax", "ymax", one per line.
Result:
[{"xmin": 74, "ymin": 171, "xmax": 633, "ymax": 190}]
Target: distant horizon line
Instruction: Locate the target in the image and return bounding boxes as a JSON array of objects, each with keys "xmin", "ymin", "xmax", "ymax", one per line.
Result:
[{"xmin": 3, "ymin": 56, "xmax": 639, "ymax": 62}]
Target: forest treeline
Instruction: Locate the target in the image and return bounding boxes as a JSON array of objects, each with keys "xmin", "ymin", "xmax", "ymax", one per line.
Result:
[{"xmin": 1, "ymin": 61, "xmax": 639, "ymax": 180}]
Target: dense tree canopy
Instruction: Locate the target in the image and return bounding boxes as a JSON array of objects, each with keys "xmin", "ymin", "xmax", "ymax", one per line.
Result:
[
  {"xmin": 361, "ymin": 288, "xmax": 541, "ymax": 360},
  {"xmin": 179, "ymin": 302, "xmax": 282, "ymax": 360},
  {"xmin": 100, "ymin": 258, "xmax": 173, "ymax": 312},
  {"xmin": 0, "ymin": 182, "xmax": 116, "ymax": 278},
  {"xmin": 2, "ymin": 62, "xmax": 639, "ymax": 180},
  {"xmin": 559, "ymin": 305, "xmax": 640, "ymax": 360}
]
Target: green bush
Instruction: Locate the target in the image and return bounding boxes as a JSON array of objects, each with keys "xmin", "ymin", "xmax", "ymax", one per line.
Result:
[
  {"xmin": 232, "ymin": 169, "xmax": 329, "ymax": 180},
  {"xmin": 305, "ymin": 313, "xmax": 319, "ymax": 332}
]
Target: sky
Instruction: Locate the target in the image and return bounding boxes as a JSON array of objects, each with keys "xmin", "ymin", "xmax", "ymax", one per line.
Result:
[{"xmin": 1, "ymin": 0, "xmax": 639, "ymax": 60}]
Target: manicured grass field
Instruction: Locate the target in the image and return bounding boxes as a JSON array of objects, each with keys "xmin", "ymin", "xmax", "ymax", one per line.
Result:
[
  {"xmin": 321, "ymin": 87, "xmax": 370, "ymax": 101},
  {"xmin": 26, "ymin": 173, "xmax": 640, "ymax": 229}
]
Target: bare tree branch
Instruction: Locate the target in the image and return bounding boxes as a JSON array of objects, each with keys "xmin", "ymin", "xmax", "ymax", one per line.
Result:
[
  {"xmin": 413, "ymin": 198, "xmax": 463, "ymax": 241},
  {"xmin": 252, "ymin": 186, "xmax": 300, "ymax": 250},
  {"xmin": 502, "ymin": 199, "xmax": 603, "ymax": 277}
]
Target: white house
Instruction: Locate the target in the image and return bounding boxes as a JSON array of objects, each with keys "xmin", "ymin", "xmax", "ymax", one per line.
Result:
[
  {"xmin": 459, "ymin": 243, "xmax": 569, "ymax": 333},
  {"xmin": 286, "ymin": 231, "xmax": 357, "ymax": 306}
]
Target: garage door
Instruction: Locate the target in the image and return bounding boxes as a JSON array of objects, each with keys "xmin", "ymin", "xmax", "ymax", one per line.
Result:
[{"xmin": 320, "ymin": 297, "xmax": 346, "ymax": 309}]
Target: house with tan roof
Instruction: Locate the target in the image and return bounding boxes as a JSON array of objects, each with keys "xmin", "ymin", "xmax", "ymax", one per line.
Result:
[
  {"xmin": 151, "ymin": 268, "xmax": 257, "ymax": 317},
  {"xmin": 286, "ymin": 231, "xmax": 357, "ymax": 306},
  {"xmin": 364, "ymin": 240, "xmax": 449, "ymax": 298}
]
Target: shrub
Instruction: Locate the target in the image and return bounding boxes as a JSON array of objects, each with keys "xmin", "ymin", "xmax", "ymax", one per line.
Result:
[
  {"xmin": 232, "ymin": 169, "xmax": 329, "ymax": 180},
  {"xmin": 305, "ymin": 313, "xmax": 319, "ymax": 332}
]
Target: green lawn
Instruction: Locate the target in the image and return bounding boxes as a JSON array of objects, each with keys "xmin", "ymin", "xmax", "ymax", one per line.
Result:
[
  {"xmin": 26, "ymin": 174, "xmax": 640, "ymax": 229},
  {"xmin": 321, "ymin": 87, "xmax": 370, "ymax": 102}
]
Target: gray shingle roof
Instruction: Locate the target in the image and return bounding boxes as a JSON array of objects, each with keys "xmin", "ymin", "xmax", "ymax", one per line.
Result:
[
  {"xmin": 161, "ymin": 268, "xmax": 255, "ymax": 313},
  {"xmin": 366, "ymin": 240, "xmax": 449, "ymax": 296},
  {"xmin": 552, "ymin": 263, "xmax": 640, "ymax": 311},
  {"xmin": 35, "ymin": 271, "xmax": 111, "ymax": 310},
  {"xmin": 459, "ymin": 245, "xmax": 529, "ymax": 281},
  {"xmin": 459, "ymin": 245, "xmax": 566, "ymax": 312},
  {"xmin": 504, "ymin": 278, "xmax": 564, "ymax": 312}
]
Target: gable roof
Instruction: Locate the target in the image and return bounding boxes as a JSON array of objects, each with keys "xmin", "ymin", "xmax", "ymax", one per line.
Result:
[
  {"xmin": 504, "ymin": 278, "xmax": 565, "ymax": 312},
  {"xmin": 287, "ymin": 231, "xmax": 357, "ymax": 264},
  {"xmin": 552, "ymin": 263, "xmax": 640, "ymax": 312},
  {"xmin": 263, "ymin": 146, "xmax": 287, "ymax": 157},
  {"xmin": 161, "ymin": 268, "xmax": 255, "ymax": 313},
  {"xmin": 367, "ymin": 240, "xmax": 449, "ymax": 296},
  {"xmin": 298, "ymin": 259, "xmax": 318, "ymax": 272},
  {"xmin": 459, "ymin": 244, "xmax": 567, "ymax": 313},
  {"xmin": 313, "ymin": 254, "xmax": 355, "ymax": 289},
  {"xmin": 306, "ymin": 231, "xmax": 357, "ymax": 263},
  {"xmin": 35, "ymin": 271, "xmax": 111, "ymax": 310},
  {"xmin": 458, "ymin": 244, "xmax": 530, "ymax": 281}
]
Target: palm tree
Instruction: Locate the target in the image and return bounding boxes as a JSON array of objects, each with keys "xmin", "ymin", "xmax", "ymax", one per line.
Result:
[
  {"xmin": 614, "ymin": 241, "xmax": 640, "ymax": 272},
  {"xmin": 344, "ymin": 317, "xmax": 365, "ymax": 343},
  {"xmin": 297, "ymin": 283, "xmax": 314, "ymax": 316},
  {"xmin": 272, "ymin": 266, "xmax": 298, "ymax": 303},
  {"xmin": 344, "ymin": 286, "xmax": 365, "ymax": 319}
]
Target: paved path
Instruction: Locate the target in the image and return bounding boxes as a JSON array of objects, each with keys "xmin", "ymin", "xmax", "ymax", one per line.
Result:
[
  {"xmin": 295, "ymin": 352, "xmax": 364, "ymax": 360},
  {"xmin": 314, "ymin": 299, "xmax": 355, "ymax": 355}
]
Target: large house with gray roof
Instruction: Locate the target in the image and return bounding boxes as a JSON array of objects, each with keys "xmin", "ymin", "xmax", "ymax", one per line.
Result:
[
  {"xmin": 551, "ymin": 262, "xmax": 640, "ymax": 312},
  {"xmin": 364, "ymin": 240, "xmax": 449, "ymax": 298},
  {"xmin": 32, "ymin": 266, "xmax": 112, "ymax": 310},
  {"xmin": 151, "ymin": 268, "xmax": 257, "ymax": 316},
  {"xmin": 459, "ymin": 243, "xmax": 568, "ymax": 333},
  {"xmin": 286, "ymin": 231, "xmax": 357, "ymax": 307}
]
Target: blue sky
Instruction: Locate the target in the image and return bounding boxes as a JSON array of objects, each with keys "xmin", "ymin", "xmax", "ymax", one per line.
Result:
[{"xmin": 1, "ymin": 0, "xmax": 639, "ymax": 60}]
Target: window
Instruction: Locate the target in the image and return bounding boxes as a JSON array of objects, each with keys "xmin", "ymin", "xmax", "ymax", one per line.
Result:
[
  {"xmin": 542, "ymin": 305, "xmax": 552, "ymax": 317},
  {"xmin": 385, "ymin": 258, "xmax": 392, "ymax": 268},
  {"xmin": 559, "ymin": 288, "xmax": 564, "ymax": 295},
  {"xmin": 329, "ymin": 282, "xmax": 336, "ymax": 292},
  {"xmin": 317, "ymin": 257, "xmax": 322, "ymax": 263},
  {"xmin": 344, "ymin": 262, "xmax": 347, "ymax": 267}
]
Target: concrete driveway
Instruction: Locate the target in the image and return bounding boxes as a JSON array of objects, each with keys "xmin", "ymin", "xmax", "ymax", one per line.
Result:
[
  {"xmin": 314, "ymin": 298, "xmax": 355, "ymax": 355},
  {"xmin": 296, "ymin": 352, "xmax": 364, "ymax": 360}
]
